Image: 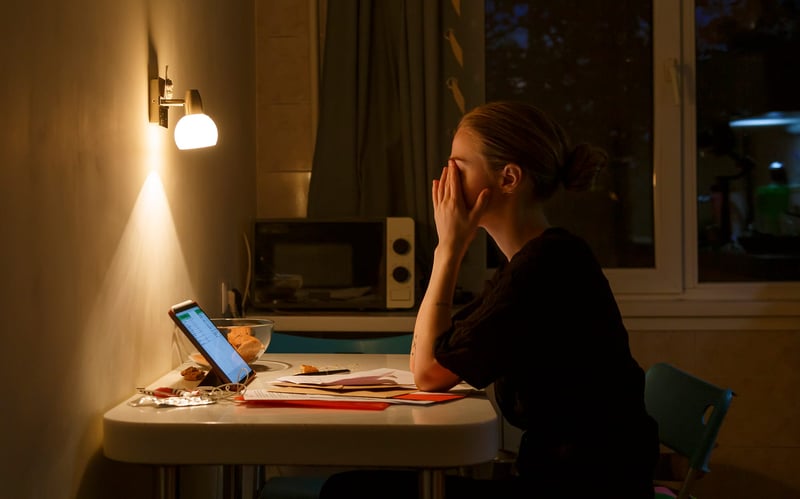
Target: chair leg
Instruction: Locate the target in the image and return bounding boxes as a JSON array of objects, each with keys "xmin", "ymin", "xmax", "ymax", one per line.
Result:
[{"xmin": 677, "ymin": 468, "xmax": 702, "ymax": 499}]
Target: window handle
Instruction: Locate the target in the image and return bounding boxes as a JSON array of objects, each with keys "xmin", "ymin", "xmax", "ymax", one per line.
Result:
[{"xmin": 666, "ymin": 58, "xmax": 681, "ymax": 105}]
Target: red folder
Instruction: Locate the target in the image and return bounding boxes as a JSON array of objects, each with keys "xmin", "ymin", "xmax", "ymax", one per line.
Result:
[{"xmin": 239, "ymin": 399, "xmax": 391, "ymax": 410}]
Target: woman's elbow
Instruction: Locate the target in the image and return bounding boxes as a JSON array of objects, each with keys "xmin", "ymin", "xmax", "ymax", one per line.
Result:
[
  {"xmin": 415, "ymin": 377, "xmax": 448, "ymax": 392},
  {"xmin": 413, "ymin": 364, "xmax": 460, "ymax": 392}
]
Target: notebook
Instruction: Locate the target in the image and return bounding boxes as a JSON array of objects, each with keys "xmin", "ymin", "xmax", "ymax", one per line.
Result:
[{"xmin": 168, "ymin": 300, "xmax": 256, "ymax": 386}]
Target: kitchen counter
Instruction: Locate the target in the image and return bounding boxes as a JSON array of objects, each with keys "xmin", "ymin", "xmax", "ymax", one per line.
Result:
[{"xmin": 248, "ymin": 310, "xmax": 418, "ymax": 333}]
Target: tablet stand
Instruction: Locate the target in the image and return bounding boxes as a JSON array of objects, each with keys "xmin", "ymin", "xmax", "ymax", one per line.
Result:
[{"xmin": 198, "ymin": 369, "xmax": 224, "ymax": 387}]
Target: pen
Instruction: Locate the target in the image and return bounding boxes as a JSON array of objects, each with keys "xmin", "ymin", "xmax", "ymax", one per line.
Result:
[{"xmin": 294, "ymin": 369, "xmax": 351, "ymax": 376}]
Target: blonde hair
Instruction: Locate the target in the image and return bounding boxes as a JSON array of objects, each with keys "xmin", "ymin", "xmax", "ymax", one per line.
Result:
[{"xmin": 456, "ymin": 101, "xmax": 608, "ymax": 200}]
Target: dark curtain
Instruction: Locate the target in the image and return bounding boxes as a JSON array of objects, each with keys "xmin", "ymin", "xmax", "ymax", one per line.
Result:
[{"xmin": 307, "ymin": 0, "xmax": 469, "ymax": 285}]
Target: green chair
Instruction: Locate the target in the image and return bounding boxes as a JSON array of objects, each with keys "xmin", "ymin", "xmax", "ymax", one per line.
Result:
[
  {"xmin": 645, "ymin": 363, "xmax": 735, "ymax": 499},
  {"xmin": 258, "ymin": 332, "xmax": 413, "ymax": 499}
]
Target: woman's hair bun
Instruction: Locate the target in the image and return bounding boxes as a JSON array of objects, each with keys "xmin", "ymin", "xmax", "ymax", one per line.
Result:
[{"xmin": 560, "ymin": 143, "xmax": 609, "ymax": 192}]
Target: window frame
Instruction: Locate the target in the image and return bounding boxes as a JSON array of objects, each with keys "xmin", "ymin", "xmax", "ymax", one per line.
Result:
[
  {"xmin": 606, "ymin": 0, "xmax": 800, "ymax": 310},
  {"xmin": 602, "ymin": 0, "xmax": 684, "ymax": 296}
]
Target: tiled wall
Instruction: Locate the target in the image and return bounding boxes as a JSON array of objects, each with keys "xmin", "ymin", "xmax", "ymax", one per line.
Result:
[
  {"xmin": 256, "ymin": 0, "xmax": 315, "ymax": 218},
  {"xmin": 629, "ymin": 328, "xmax": 800, "ymax": 497},
  {"xmin": 256, "ymin": 3, "xmax": 800, "ymax": 497}
]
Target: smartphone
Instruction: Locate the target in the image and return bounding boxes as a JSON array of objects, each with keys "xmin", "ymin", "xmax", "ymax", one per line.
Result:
[{"xmin": 168, "ymin": 300, "xmax": 256, "ymax": 385}]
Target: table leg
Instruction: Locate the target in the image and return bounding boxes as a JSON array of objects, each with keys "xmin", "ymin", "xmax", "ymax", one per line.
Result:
[
  {"xmin": 418, "ymin": 469, "xmax": 445, "ymax": 499},
  {"xmin": 156, "ymin": 465, "xmax": 178, "ymax": 499},
  {"xmin": 222, "ymin": 465, "xmax": 244, "ymax": 499},
  {"xmin": 253, "ymin": 465, "xmax": 266, "ymax": 498}
]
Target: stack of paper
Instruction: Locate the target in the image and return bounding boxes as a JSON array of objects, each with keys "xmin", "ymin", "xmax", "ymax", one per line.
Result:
[{"xmin": 242, "ymin": 368, "xmax": 470, "ymax": 410}]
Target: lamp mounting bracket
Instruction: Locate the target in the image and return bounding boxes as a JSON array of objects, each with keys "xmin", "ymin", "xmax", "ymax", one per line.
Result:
[
  {"xmin": 149, "ymin": 77, "xmax": 187, "ymax": 128},
  {"xmin": 149, "ymin": 77, "xmax": 169, "ymax": 128}
]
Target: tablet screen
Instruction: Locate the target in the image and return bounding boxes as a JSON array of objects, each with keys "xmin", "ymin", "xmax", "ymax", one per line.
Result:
[{"xmin": 171, "ymin": 302, "xmax": 254, "ymax": 384}]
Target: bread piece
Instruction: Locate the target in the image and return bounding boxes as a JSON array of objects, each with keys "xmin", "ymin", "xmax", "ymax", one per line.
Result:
[
  {"xmin": 226, "ymin": 326, "xmax": 254, "ymax": 347},
  {"xmin": 236, "ymin": 338, "xmax": 265, "ymax": 363},
  {"xmin": 180, "ymin": 366, "xmax": 206, "ymax": 381}
]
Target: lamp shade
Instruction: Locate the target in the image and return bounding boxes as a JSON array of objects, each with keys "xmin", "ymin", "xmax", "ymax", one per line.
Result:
[
  {"xmin": 173, "ymin": 89, "xmax": 218, "ymax": 150},
  {"xmin": 174, "ymin": 113, "xmax": 218, "ymax": 150}
]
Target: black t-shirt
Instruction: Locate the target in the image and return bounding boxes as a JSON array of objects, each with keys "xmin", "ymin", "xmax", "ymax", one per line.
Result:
[{"xmin": 434, "ymin": 228, "xmax": 658, "ymax": 485}]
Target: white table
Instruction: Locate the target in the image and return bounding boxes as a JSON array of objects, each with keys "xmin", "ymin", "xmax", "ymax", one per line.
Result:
[{"xmin": 103, "ymin": 353, "xmax": 501, "ymax": 499}]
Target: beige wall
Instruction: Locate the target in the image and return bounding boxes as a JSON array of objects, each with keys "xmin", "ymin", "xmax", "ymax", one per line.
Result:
[{"xmin": 0, "ymin": 1, "xmax": 255, "ymax": 498}]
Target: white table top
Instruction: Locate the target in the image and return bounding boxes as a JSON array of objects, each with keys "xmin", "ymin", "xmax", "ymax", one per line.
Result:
[{"xmin": 103, "ymin": 354, "xmax": 501, "ymax": 468}]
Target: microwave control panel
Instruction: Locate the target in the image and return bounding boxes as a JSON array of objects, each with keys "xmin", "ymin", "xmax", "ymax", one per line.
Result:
[{"xmin": 385, "ymin": 217, "xmax": 415, "ymax": 309}]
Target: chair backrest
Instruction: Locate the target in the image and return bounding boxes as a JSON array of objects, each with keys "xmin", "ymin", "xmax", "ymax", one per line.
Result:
[
  {"xmin": 644, "ymin": 362, "xmax": 735, "ymax": 474},
  {"xmin": 268, "ymin": 331, "xmax": 412, "ymax": 354}
]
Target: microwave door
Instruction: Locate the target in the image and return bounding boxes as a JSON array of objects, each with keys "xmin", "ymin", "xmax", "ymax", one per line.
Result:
[{"xmin": 254, "ymin": 222, "xmax": 383, "ymax": 309}]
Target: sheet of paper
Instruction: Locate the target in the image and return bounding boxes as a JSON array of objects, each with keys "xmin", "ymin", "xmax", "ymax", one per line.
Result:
[
  {"xmin": 243, "ymin": 388, "xmax": 438, "ymax": 405},
  {"xmin": 271, "ymin": 382, "xmax": 411, "ymax": 391},
  {"xmin": 277, "ymin": 368, "xmax": 416, "ymax": 387},
  {"xmin": 266, "ymin": 384, "xmax": 418, "ymax": 399}
]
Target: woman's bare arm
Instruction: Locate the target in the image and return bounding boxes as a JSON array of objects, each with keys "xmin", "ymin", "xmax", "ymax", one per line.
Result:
[
  {"xmin": 410, "ymin": 246, "xmax": 462, "ymax": 392},
  {"xmin": 410, "ymin": 164, "xmax": 489, "ymax": 392}
]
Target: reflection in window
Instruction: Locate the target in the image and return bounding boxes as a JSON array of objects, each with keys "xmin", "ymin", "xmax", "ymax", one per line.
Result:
[
  {"xmin": 695, "ymin": 0, "xmax": 800, "ymax": 281},
  {"xmin": 485, "ymin": 0, "xmax": 654, "ymax": 269}
]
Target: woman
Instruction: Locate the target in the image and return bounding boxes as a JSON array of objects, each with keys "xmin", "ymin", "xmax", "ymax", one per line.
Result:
[{"xmin": 323, "ymin": 101, "xmax": 659, "ymax": 498}]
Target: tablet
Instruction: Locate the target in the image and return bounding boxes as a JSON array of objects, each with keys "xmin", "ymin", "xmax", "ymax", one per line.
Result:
[{"xmin": 169, "ymin": 300, "xmax": 256, "ymax": 386}]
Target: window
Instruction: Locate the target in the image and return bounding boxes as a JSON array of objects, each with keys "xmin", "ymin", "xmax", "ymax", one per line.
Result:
[
  {"xmin": 485, "ymin": 0, "xmax": 800, "ymax": 298},
  {"xmin": 694, "ymin": 0, "xmax": 800, "ymax": 282},
  {"xmin": 485, "ymin": 0, "xmax": 682, "ymax": 294}
]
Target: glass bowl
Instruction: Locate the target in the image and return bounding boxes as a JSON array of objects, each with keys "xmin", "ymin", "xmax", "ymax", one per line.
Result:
[{"xmin": 174, "ymin": 318, "xmax": 274, "ymax": 365}]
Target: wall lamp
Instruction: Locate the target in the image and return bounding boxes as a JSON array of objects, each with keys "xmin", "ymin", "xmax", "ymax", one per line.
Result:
[{"xmin": 149, "ymin": 72, "xmax": 218, "ymax": 150}]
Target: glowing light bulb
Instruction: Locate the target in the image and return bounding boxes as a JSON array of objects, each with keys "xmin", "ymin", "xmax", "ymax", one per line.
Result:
[{"xmin": 174, "ymin": 113, "xmax": 218, "ymax": 150}]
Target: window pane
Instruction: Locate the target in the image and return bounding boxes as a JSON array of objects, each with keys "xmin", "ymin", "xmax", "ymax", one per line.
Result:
[
  {"xmin": 695, "ymin": 0, "xmax": 800, "ymax": 282},
  {"xmin": 485, "ymin": 0, "xmax": 654, "ymax": 268}
]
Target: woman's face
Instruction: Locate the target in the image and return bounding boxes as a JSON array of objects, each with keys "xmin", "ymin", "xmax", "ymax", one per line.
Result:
[{"xmin": 449, "ymin": 128, "xmax": 499, "ymax": 209}]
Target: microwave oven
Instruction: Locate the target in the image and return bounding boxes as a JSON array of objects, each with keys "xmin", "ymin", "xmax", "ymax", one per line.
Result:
[{"xmin": 250, "ymin": 217, "xmax": 416, "ymax": 310}]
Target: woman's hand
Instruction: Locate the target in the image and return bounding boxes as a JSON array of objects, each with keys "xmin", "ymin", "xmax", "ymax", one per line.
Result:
[
  {"xmin": 432, "ymin": 161, "xmax": 490, "ymax": 260},
  {"xmin": 411, "ymin": 161, "xmax": 489, "ymax": 391}
]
